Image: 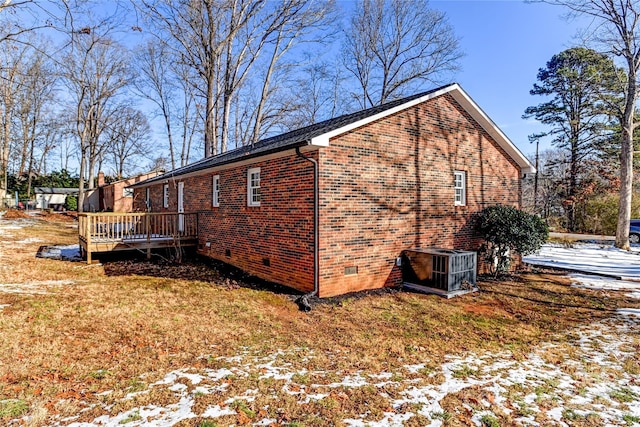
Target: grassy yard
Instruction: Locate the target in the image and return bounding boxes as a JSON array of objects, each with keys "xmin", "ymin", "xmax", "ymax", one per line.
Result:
[{"xmin": 0, "ymin": 213, "xmax": 639, "ymax": 426}]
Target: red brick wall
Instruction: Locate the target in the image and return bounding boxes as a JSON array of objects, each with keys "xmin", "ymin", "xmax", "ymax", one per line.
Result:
[
  {"xmin": 134, "ymin": 152, "xmax": 316, "ymax": 293},
  {"xmin": 133, "ymin": 93, "xmax": 523, "ymax": 297},
  {"xmin": 317, "ymin": 94, "xmax": 522, "ymax": 297},
  {"xmin": 111, "ymin": 182, "xmax": 133, "ymax": 212}
]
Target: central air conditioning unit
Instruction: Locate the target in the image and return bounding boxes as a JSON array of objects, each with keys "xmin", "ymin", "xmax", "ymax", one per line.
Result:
[{"xmin": 401, "ymin": 248, "xmax": 477, "ymax": 298}]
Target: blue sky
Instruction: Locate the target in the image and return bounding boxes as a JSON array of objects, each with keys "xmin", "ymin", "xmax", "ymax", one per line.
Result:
[
  {"xmin": 430, "ymin": 0, "xmax": 587, "ymax": 159},
  {"xmin": 24, "ymin": 0, "xmax": 585, "ymax": 172}
]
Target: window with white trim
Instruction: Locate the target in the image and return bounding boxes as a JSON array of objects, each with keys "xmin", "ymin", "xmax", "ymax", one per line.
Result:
[
  {"xmin": 123, "ymin": 187, "xmax": 133, "ymax": 197},
  {"xmin": 212, "ymin": 175, "xmax": 220, "ymax": 207},
  {"xmin": 163, "ymin": 184, "xmax": 169, "ymax": 208},
  {"xmin": 145, "ymin": 187, "xmax": 151, "ymax": 211},
  {"xmin": 454, "ymin": 171, "xmax": 466, "ymax": 206},
  {"xmin": 247, "ymin": 167, "xmax": 261, "ymax": 207}
]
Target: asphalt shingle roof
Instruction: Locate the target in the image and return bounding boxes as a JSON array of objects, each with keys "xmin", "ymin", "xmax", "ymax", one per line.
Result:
[
  {"xmin": 34, "ymin": 187, "xmax": 79, "ymax": 195},
  {"xmin": 133, "ymin": 84, "xmax": 455, "ymax": 187}
]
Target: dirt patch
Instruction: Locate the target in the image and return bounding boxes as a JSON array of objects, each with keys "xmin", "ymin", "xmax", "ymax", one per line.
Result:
[
  {"xmin": 36, "ymin": 210, "xmax": 77, "ymax": 222},
  {"xmin": 1, "ymin": 209, "xmax": 29, "ymax": 220}
]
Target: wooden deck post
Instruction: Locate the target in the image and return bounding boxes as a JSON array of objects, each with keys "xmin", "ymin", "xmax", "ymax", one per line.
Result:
[
  {"xmin": 86, "ymin": 215, "xmax": 92, "ymax": 264},
  {"xmin": 146, "ymin": 214, "xmax": 151, "ymax": 260}
]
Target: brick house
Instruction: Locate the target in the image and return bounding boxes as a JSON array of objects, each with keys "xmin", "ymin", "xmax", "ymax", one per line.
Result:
[
  {"xmin": 130, "ymin": 84, "xmax": 534, "ymax": 297},
  {"xmin": 84, "ymin": 171, "xmax": 163, "ymax": 212}
]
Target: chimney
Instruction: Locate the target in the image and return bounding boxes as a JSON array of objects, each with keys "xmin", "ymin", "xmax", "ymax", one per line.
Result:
[{"xmin": 98, "ymin": 171, "xmax": 105, "ymax": 187}]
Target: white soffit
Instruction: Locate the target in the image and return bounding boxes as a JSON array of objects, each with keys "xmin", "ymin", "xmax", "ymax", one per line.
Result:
[{"xmin": 310, "ymin": 83, "xmax": 535, "ymax": 174}]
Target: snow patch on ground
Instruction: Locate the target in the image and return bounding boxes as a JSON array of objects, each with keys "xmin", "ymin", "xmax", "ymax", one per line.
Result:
[
  {"xmin": 617, "ymin": 308, "xmax": 640, "ymax": 317},
  {"xmin": 0, "ymin": 280, "xmax": 76, "ymax": 295},
  {"xmin": 15, "ymin": 237, "xmax": 43, "ymax": 244},
  {"xmin": 36, "ymin": 244, "xmax": 82, "ymax": 261},
  {"xmin": 0, "ymin": 217, "xmax": 36, "ymax": 232},
  {"xmin": 524, "ymin": 243, "xmax": 640, "ymax": 280},
  {"xmin": 44, "ymin": 308, "xmax": 640, "ymax": 427}
]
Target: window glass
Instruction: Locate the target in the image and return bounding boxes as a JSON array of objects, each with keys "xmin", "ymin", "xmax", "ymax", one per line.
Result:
[
  {"xmin": 212, "ymin": 175, "xmax": 220, "ymax": 207},
  {"xmin": 163, "ymin": 184, "xmax": 169, "ymax": 208},
  {"xmin": 247, "ymin": 168, "xmax": 261, "ymax": 206},
  {"xmin": 454, "ymin": 171, "xmax": 466, "ymax": 206}
]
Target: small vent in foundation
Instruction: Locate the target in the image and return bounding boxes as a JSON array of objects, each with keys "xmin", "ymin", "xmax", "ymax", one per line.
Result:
[
  {"xmin": 225, "ymin": 249, "xmax": 231, "ymax": 257},
  {"xmin": 344, "ymin": 266, "xmax": 358, "ymax": 276},
  {"xmin": 263, "ymin": 258, "xmax": 270, "ymax": 267}
]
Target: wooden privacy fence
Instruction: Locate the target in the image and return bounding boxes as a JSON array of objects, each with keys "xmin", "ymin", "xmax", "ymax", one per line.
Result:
[{"xmin": 78, "ymin": 212, "xmax": 198, "ymax": 263}]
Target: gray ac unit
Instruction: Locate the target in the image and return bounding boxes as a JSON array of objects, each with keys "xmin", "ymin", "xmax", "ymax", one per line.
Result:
[{"xmin": 401, "ymin": 248, "xmax": 477, "ymax": 297}]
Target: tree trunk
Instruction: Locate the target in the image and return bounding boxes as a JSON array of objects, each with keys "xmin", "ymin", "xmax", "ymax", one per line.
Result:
[
  {"xmin": 1, "ymin": 100, "xmax": 10, "ymax": 202},
  {"xmin": 615, "ymin": 70, "xmax": 636, "ymax": 250},
  {"xmin": 533, "ymin": 139, "xmax": 539, "ymax": 213},
  {"xmin": 204, "ymin": 75, "xmax": 217, "ymax": 157},
  {"xmin": 616, "ymin": 122, "xmax": 634, "ymax": 249},
  {"xmin": 77, "ymin": 147, "xmax": 87, "ymax": 213},
  {"xmin": 251, "ymin": 33, "xmax": 282, "ymax": 144},
  {"xmin": 567, "ymin": 137, "xmax": 578, "ymax": 232}
]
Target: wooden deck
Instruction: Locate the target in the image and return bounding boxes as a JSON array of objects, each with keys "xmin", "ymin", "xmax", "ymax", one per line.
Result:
[{"xmin": 78, "ymin": 212, "xmax": 198, "ymax": 263}]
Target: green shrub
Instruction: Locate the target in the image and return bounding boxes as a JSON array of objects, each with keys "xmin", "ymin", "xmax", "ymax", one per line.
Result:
[
  {"xmin": 476, "ymin": 205, "xmax": 548, "ymax": 276},
  {"xmin": 64, "ymin": 194, "xmax": 78, "ymax": 211}
]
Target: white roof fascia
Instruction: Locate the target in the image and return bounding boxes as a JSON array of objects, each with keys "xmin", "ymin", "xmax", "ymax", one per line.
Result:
[
  {"xmin": 309, "ymin": 85, "xmax": 454, "ymax": 147},
  {"xmin": 310, "ymin": 83, "xmax": 535, "ymax": 175}
]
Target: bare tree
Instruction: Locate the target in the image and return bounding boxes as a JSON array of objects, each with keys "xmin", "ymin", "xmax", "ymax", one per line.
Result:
[
  {"xmin": 140, "ymin": 0, "xmax": 334, "ymax": 156},
  {"xmin": 0, "ymin": 41, "xmax": 29, "ymax": 201},
  {"xmin": 135, "ymin": 41, "xmax": 177, "ymax": 168},
  {"xmin": 14, "ymin": 46, "xmax": 56, "ymax": 174},
  {"xmin": 343, "ymin": 0, "xmax": 462, "ymax": 108},
  {"xmin": 139, "ymin": 0, "xmax": 265, "ymax": 157},
  {"xmin": 134, "ymin": 41, "xmax": 199, "ymax": 169},
  {"xmin": 246, "ymin": 0, "xmax": 336, "ymax": 144},
  {"xmin": 105, "ymin": 107, "xmax": 152, "ymax": 178},
  {"xmin": 284, "ymin": 60, "xmax": 349, "ymax": 129},
  {"xmin": 0, "ymin": 1, "xmax": 65, "ymax": 45},
  {"xmin": 541, "ymin": 0, "xmax": 640, "ymax": 249},
  {"xmin": 60, "ymin": 23, "xmax": 132, "ymax": 211}
]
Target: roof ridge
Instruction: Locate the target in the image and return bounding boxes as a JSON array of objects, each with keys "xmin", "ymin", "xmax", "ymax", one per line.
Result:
[{"xmin": 134, "ymin": 83, "xmax": 511, "ymax": 187}]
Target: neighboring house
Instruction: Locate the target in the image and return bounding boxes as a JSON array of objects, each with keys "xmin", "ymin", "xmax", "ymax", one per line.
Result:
[
  {"xmin": 34, "ymin": 187, "xmax": 78, "ymax": 210},
  {"xmin": 130, "ymin": 83, "xmax": 534, "ymax": 297},
  {"xmin": 84, "ymin": 171, "xmax": 164, "ymax": 212}
]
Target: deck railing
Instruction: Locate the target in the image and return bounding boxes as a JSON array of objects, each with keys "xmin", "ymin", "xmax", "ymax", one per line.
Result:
[
  {"xmin": 78, "ymin": 212, "xmax": 198, "ymax": 244},
  {"xmin": 78, "ymin": 212, "xmax": 198, "ymax": 262}
]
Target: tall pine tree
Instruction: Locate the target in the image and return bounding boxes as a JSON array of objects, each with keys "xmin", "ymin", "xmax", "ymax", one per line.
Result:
[{"xmin": 524, "ymin": 47, "xmax": 620, "ymax": 231}]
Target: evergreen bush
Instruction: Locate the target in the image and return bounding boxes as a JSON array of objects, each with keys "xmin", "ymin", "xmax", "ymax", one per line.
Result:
[
  {"xmin": 476, "ymin": 205, "xmax": 548, "ymax": 276},
  {"xmin": 65, "ymin": 195, "xmax": 78, "ymax": 211}
]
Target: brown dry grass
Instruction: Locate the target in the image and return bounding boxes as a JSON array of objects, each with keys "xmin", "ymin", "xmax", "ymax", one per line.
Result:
[{"xmin": 0, "ymin": 216, "xmax": 638, "ymax": 425}]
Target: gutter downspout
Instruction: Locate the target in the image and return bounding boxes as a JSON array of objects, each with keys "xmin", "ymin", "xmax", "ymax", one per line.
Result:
[{"xmin": 295, "ymin": 146, "xmax": 318, "ymax": 312}]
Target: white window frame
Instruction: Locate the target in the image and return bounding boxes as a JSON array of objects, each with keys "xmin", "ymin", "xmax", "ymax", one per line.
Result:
[
  {"xmin": 454, "ymin": 170, "xmax": 466, "ymax": 206},
  {"xmin": 212, "ymin": 175, "xmax": 220, "ymax": 207},
  {"xmin": 247, "ymin": 167, "xmax": 261, "ymax": 207},
  {"xmin": 123, "ymin": 187, "xmax": 134, "ymax": 198},
  {"xmin": 163, "ymin": 184, "xmax": 169, "ymax": 208},
  {"xmin": 145, "ymin": 187, "xmax": 151, "ymax": 211}
]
